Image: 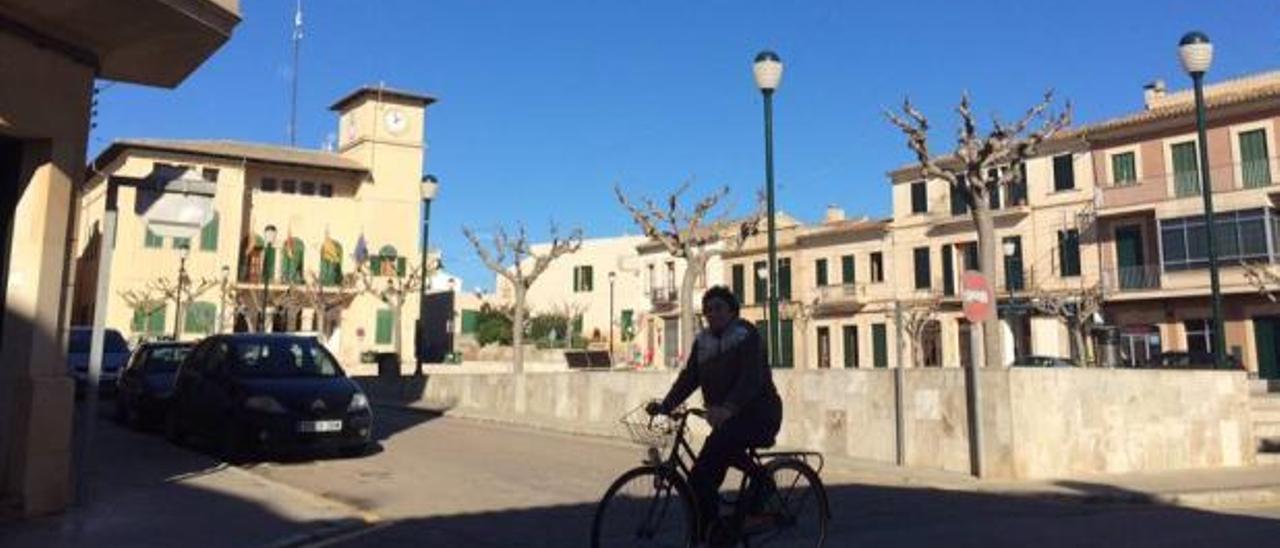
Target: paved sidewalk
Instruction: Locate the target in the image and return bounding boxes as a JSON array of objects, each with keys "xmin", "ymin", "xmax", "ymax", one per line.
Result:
[
  {"xmin": 817, "ymin": 453, "xmax": 1280, "ymax": 507},
  {"xmin": 0, "ymin": 414, "xmax": 370, "ymax": 548}
]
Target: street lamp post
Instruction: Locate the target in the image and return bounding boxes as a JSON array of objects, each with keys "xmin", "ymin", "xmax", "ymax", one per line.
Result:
[
  {"xmin": 754, "ymin": 50, "xmax": 784, "ymax": 367},
  {"xmin": 608, "ymin": 271, "xmax": 616, "ymax": 364},
  {"xmin": 757, "ymin": 265, "xmax": 770, "ymax": 353},
  {"xmin": 1180, "ymin": 31, "xmax": 1227, "ymax": 369},
  {"xmin": 417, "ymin": 175, "xmax": 439, "ymax": 375},
  {"xmin": 173, "ymin": 243, "xmax": 190, "ymax": 340},
  {"xmin": 261, "ymin": 224, "xmax": 277, "ymax": 332},
  {"xmin": 218, "ymin": 265, "xmax": 230, "ymax": 333}
]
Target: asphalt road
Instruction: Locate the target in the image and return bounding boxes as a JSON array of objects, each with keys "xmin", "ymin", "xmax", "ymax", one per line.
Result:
[{"xmin": 242, "ymin": 407, "xmax": 1280, "ymax": 547}]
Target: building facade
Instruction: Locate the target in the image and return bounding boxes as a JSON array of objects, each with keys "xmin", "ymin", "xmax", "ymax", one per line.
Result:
[
  {"xmin": 1, "ymin": 0, "xmax": 240, "ymax": 517},
  {"xmin": 75, "ymin": 86, "xmax": 437, "ymax": 372},
  {"xmin": 1092, "ymin": 72, "xmax": 1280, "ymax": 377},
  {"xmin": 495, "ymin": 235, "xmax": 650, "ymax": 362}
]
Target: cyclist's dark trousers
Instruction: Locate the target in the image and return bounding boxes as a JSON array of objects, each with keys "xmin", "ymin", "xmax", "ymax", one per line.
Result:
[{"xmin": 689, "ymin": 417, "xmax": 775, "ymax": 537}]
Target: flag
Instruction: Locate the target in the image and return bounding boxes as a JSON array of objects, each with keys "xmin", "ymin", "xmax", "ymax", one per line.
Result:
[
  {"xmin": 353, "ymin": 233, "xmax": 369, "ymax": 265},
  {"xmin": 322, "ymin": 236, "xmax": 341, "ymax": 264}
]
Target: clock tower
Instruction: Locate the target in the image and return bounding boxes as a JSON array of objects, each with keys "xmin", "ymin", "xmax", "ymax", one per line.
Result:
[{"xmin": 329, "ymin": 84, "xmax": 435, "ymax": 200}]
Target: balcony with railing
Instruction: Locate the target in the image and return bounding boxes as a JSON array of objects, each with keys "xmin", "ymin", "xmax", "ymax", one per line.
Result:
[
  {"xmin": 813, "ymin": 283, "xmax": 866, "ymax": 315},
  {"xmin": 649, "ymin": 286, "xmax": 679, "ymax": 311},
  {"xmin": 1103, "ymin": 265, "xmax": 1163, "ymax": 292}
]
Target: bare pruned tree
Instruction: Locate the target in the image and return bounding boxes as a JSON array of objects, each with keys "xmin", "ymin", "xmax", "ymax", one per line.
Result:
[
  {"xmin": 462, "ymin": 222, "xmax": 583, "ymax": 373},
  {"xmin": 1243, "ymin": 261, "xmax": 1280, "ymax": 302},
  {"xmin": 615, "ymin": 181, "xmax": 764, "ymax": 365},
  {"xmin": 122, "ymin": 275, "xmax": 219, "ymax": 338},
  {"xmin": 885, "ymin": 91, "xmax": 1071, "ymax": 368},
  {"xmin": 357, "ymin": 263, "xmax": 425, "ymax": 367},
  {"xmin": 279, "ymin": 270, "xmax": 362, "ymax": 338},
  {"xmin": 1031, "ymin": 284, "xmax": 1104, "ymax": 366},
  {"xmin": 890, "ymin": 295, "xmax": 943, "ymax": 368}
]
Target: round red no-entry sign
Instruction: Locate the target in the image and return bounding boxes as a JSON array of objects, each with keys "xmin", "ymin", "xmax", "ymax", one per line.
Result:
[{"xmin": 962, "ymin": 271, "xmax": 995, "ymax": 322}]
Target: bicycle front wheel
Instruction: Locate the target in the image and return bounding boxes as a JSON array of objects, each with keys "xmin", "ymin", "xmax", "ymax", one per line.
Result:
[
  {"xmin": 748, "ymin": 459, "xmax": 829, "ymax": 547},
  {"xmin": 591, "ymin": 465, "xmax": 697, "ymax": 548}
]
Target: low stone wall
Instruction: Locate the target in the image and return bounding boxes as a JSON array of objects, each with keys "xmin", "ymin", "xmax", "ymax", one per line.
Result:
[{"xmin": 357, "ymin": 368, "xmax": 1254, "ymax": 480}]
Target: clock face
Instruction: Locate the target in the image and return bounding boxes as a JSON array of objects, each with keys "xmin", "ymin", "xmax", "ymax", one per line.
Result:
[{"xmin": 384, "ymin": 109, "xmax": 408, "ymax": 135}]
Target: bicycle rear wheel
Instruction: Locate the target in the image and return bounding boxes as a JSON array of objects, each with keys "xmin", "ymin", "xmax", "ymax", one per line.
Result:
[
  {"xmin": 592, "ymin": 465, "xmax": 697, "ymax": 548},
  {"xmin": 746, "ymin": 459, "xmax": 828, "ymax": 547}
]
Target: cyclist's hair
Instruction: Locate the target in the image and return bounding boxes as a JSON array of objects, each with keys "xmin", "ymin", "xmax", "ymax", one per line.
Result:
[{"xmin": 701, "ymin": 285, "xmax": 740, "ymax": 317}]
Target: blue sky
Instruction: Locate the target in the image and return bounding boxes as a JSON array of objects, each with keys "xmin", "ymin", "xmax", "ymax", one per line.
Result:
[{"xmin": 92, "ymin": 0, "xmax": 1279, "ymax": 291}]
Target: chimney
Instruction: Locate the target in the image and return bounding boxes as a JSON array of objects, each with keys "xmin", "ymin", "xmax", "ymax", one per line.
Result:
[
  {"xmin": 824, "ymin": 204, "xmax": 845, "ymax": 224},
  {"xmin": 1143, "ymin": 79, "xmax": 1167, "ymax": 110}
]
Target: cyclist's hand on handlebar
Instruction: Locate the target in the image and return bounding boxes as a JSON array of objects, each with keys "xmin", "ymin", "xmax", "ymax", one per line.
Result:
[{"xmin": 644, "ymin": 401, "xmax": 666, "ymax": 416}]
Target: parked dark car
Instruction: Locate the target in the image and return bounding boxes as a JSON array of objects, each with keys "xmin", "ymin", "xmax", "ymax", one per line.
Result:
[
  {"xmin": 1151, "ymin": 351, "xmax": 1244, "ymax": 370},
  {"xmin": 1011, "ymin": 355, "xmax": 1078, "ymax": 368},
  {"xmin": 67, "ymin": 327, "xmax": 131, "ymax": 394},
  {"xmin": 115, "ymin": 342, "xmax": 193, "ymax": 429},
  {"xmin": 165, "ymin": 334, "xmax": 373, "ymax": 460}
]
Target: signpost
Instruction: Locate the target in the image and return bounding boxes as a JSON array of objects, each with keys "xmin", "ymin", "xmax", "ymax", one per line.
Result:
[{"xmin": 960, "ymin": 271, "xmax": 993, "ymax": 477}]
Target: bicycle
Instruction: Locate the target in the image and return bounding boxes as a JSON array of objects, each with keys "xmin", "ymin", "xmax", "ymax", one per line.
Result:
[{"xmin": 591, "ymin": 404, "xmax": 829, "ymax": 547}]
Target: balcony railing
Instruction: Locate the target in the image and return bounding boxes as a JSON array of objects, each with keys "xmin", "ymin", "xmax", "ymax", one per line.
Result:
[
  {"xmin": 815, "ymin": 283, "xmax": 864, "ymax": 303},
  {"xmin": 649, "ymin": 286, "xmax": 678, "ymax": 306},
  {"xmin": 1104, "ymin": 265, "xmax": 1162, "ymax": 292}
]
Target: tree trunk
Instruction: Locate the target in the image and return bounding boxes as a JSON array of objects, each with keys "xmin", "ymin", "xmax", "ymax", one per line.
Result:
[
  {"xmin": 678, "ymin": 255, "xmax": 703, "ymax": 368},
  {"xmin": 973, "ymin": 199, "xmax": 1005, "ymax": 368},
  {"xmin": 911, "ymin": 336, "xmax": 923, "ymax": 369},
  {"xmin": 1072, "ymin": 323, "xmax": 1090, "ymax": 367},
  {"xmin": 513, "ymin": 285, "xmax": 526, "ymax": 374}
]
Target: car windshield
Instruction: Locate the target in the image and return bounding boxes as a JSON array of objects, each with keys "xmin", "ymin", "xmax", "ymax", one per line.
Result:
[
  {"xmin": 141, "ymin": 346, "xmax": 190, "ymax": 373},
  {"xmin": 231, "ymin": 338, "xmax": 342, "ymax": 378},
  {"xmin": 69, "ymin": 330, "xmax": 129, "ymax": 354}
]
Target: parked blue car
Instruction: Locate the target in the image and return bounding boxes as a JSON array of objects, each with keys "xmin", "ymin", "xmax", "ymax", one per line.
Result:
[
  {"xmin": 67, "ymin": 327, "xmax": 131, "ymax": 394},
  {"xmin": 115, "ymin": 341, "xmax": 194, "ymax": 428}
]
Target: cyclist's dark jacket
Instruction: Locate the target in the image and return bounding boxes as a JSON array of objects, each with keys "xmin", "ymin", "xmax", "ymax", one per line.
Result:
[{"xmin": 660, "ymin": 318, "xmax": 782, "ymax": 435}]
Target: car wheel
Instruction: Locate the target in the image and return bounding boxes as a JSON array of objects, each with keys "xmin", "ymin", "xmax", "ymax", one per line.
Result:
[{"xmin": 219, "ymin": 421, "xmax": 252, "ymax": 464}]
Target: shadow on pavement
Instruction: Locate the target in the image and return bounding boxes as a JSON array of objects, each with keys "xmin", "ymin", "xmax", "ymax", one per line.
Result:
[{"xmin": 287, "ymin": 477, "xmax": 1280, "ymax": 547}]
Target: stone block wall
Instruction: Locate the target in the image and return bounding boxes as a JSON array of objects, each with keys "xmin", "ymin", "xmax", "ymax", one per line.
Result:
[{"xmin": 358, "ymin": 367, "xmax": 1255, "ymax": 479}]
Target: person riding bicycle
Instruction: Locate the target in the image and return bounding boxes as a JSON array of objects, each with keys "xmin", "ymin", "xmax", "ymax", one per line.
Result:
[{"xmin": 646, "ymin": 285, "xmax": 783, "ymax": 541}]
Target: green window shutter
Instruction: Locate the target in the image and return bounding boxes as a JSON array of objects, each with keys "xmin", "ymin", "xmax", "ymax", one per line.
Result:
[
  {"xmin": 144, "ymin": 227, "xmax": 163, "ymax": 248},
  {"xmin": 573, "ymin": 314, "xmax": 583, "ymax": 335},
  {"xmin": 731, "ymin": 265, "xmax": 745, "ymax": 301},
  {"xmin": 200, "ymin": 213, "xmax": 219, "ymax": 251},
  {"xmin": 1240, "ymin": 129, "xmax": 1272, "ymax": 188},
  {"xmin": 1112, "ymin": 152, "xmax": 1137, "ymax": 186},
  {"xmin": 369, "ymin": 256, "xmax": 381, "ymax": 274},
  {"xmin": 461, "ymin": 310, "xmax": 479, "ymax": 334},
  {"xmin": 941, "ymin": 244, "xmax": 955, "ymax": 296},
  {"xmin": 778, "ymin": 259, "xmax": 791, "ymax": 300},
  {"xmin": 1059, "ymin": 230, "xmax": 1081, "ymax": 277},
  {"xmin": 815, "ymin": 259, "xmax": 828, "ymax": 287},
  {"xmin": 1053, "ymin": 154, "xmax": 1075, "ymax": 191},
  {"xmin": 914, "ymin": 247, "xmax": 931, "ymax": 290},
  {"xmin": 1172, "ymin": 141, "xmax": 1201, "ymax": 197},
  {"xmin": 147, "ymin": 306, "xmax": 166, "ymax": 336},
  {"xmin": 842, "ymin": 325, "xmax": 859, "ymax": 368},
  {"xmin": 621, "ymin": 309, "xmax": 634, "ymax": 341},
  {"xmin": 293, "ymin": 244, "xmax": 305, "ymax": 283},
  {"xmin": 753, "ymin": 261, "xmax": 767, "ymax": 304},
  {"xmin": 184, "ymin": 302, "xmax": 216, "ymax": 334},
  {"xmin": 779, "ymin": 320, "xmax": 794, "ymax": 368},
  {"xmin": 872, "ymin": 323, "xmax": 888, "ymax": 368},
  {"xmin": 131, "ymin": 309, "xmax": 146, "ymax": 332},
  {"xmin": 396, "ymin": 257, "xmax": 406, "ymax": 277},
  {"xmin": 375, "ymin": 309, "xmax": 394, "ymax": 344},
  {"xmin": 841, "ymin": 255, "xmax": 855, "ymax": 284},
  {"xmin": 584, "ymin": 266, "xmax": 593, "ymax": 291},
  {"xmin": 572, "ymin": 267, "xmax": 580, "ymax": 292}
]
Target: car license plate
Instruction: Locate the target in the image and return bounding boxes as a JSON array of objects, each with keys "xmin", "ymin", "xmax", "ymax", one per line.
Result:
[{"xmin": 298, "ymin": 420, "xmax": 342, "ymax": 433}]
